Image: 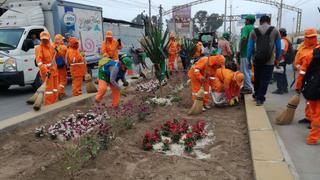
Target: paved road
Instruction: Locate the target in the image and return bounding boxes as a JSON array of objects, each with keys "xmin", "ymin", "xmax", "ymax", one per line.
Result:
[
  {"xmin": 265, "ymin": 67, "xmax": 320, "ymax": 180},
  {"xmin": 0, "ymin": 60, "xmax": 152, "ymax": 121}
]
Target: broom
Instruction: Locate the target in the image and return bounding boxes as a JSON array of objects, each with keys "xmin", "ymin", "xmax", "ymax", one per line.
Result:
[
  {"xmin": 188, "ymin": 40, "xmax": 213, "ymax": 115},
  {"xmin": 33, "ymin": 77, "xmax": 48, "ymax": 111},
  {"xmin": 79, "ymin": 31, "xmax": 98, "ymax": 93},
  {"xmin": 188, "ymin": 86, "xmax": 205, "ymax": 115},
  {"xmin": 275, "ymin": 94, "xmax": 300, "ymax": 125},
  {"xmin": 30, "ymin": 50, "xmax": 57, "ymax": 110}
]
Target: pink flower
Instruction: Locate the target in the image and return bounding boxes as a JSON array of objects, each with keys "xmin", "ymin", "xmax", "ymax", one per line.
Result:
[
  {"xmin": 145, "ymin": 132, "xmax": 151, "ymax": 137},
  {"xmin": 163, "ymin": 139, "xmax": 169, "ymax": 144}
]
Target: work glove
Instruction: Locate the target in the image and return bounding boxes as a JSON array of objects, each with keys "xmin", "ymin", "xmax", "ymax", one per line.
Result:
[
  {"xmin": 46, "ymin": 71, "xmax": 51, "ymax": 78},
  {"xmin": 117, "ymin": 39, "xmax": 121, "ymax": 45},
  {"xmin": 55, "ymin": 46, "xmax": 61, "ymax": 53},
  {"xmin": 123, "ymin": 81, "xmax": 129, "ymax": 87}
]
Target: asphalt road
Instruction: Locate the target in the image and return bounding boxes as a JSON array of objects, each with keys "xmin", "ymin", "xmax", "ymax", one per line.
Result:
[
  {"xmin": 0, "ymin": 61, "xmax": 152, "ymax": 121},
  {"xmin": 0, "ymin": 68, "xmax": 99, "ymax": 121}
]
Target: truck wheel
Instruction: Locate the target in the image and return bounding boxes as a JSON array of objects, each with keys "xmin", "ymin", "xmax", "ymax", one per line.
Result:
[
  {"xmin": 0, "ymin": 85, "xmax": 10, "ymax": 91},
  {"xmin": 32, "ymin": 72, "xmax": 42, "ymax": 91}
]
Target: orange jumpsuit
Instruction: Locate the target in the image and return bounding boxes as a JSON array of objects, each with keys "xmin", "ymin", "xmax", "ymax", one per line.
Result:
[
  {"xmin": 296, "ymin": 45, "xmax": 320, "ymax": 144},
  {"xmin": 188, "ymin": 56, "xmax": 225, "ymax": 106},
  {"xmin": 52, "ymin": 42, "xmax": 67, "ymax": 97},
  {"xmin": 193, "ymin": 42, "xmax": 203, "ymax": 58},
  {"xmin": 294, "ymin": 32, "xmax": 319, "ymax": 122},
  {"xmin": 101, "ymin": 31, "xmax": 123, "ymax": 60},
  {"xmin": 66, "ymin": 38, "xmax": 86, "ymax": 96},
  {"xmin": 168, "ymin": 39, "xmax": 178, "ymax": 71},
  {"xmin": 35, "ymin": 42, "xmax": 58, "ymax": 106},
  {"xmin": 212, "ymin": 68, "xmax": 244, "ymax": 101}
]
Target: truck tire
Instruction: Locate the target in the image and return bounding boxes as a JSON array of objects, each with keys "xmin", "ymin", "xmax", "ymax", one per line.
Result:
[
  {"xmin": 32, "ymin": 72, "xmax": 42, "ymax": 91},
  {"xmin": 0, "ymin": 85, "xmax": 10, "ymax": 91}
]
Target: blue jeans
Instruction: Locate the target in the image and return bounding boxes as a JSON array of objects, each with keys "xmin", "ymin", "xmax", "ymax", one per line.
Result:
[
  {"xmin": 254, "ymin": 64, "xmax": 274, "ymax": 102},
  {"xmin": 274, "ymin": 63, "xmax": 288, "ymax": 92},
  {"xmin": 240, "ymin": 58, "xmax": 252, "ymax": 90}
]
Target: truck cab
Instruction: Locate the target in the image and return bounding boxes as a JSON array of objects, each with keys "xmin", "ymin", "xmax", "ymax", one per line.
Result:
[
  {"xmin": 0, "ymin": 0, "xmax": 104, "ymax": 91},
  {"xmin": 0, "ymin": 26, "xmax": 47, "ymax": 90}
]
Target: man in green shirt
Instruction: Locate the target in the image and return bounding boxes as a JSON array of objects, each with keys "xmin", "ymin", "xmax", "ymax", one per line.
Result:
[{"xmin": 239, "ymin": 15, "xmax": 255, "ymax": 94}]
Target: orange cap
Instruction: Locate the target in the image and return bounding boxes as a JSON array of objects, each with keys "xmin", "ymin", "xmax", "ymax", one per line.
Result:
[
  {"xmin": 54, "ymin": 34, "xmax": 64, "ymax": 41},
  {"xmin": 40, "ymin": 31, "xmax": 50, "ymax": 40},
  {"xmin": 106, "ymin": 31, "xmax": 113, "ymax": 38},
  {"xmin": 304, "ymin": 28, "xmax": 318, "ymax": 38},
  {"xmin": 209, "ymin": 55, "xmax": 225, "ymax": 67},
  {"xmin": 234, "ymin": 71, "xmax": 244, "ymax": 87},
  {"xmin": 68, "ymin": 37, "xmax": 79, "ymax": 47}
]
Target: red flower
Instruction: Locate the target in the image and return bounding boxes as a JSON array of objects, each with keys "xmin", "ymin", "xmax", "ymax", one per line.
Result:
[
  {"xmin": 152, "ymin": 135, "xmax": 159, "ymax": 141},
  {"xmin": 186, "ymin": 132, "xmax": 194, "ymax": 139},
  {"xmin": 145, "ymin": 132, "xmax": 151, "ymax": 137},
  {"xmin": 163, "ymin": 139, "xmax": 169, "ymax": 144},
  {"xmin": 146, "ymin": 143, "xmax": 153, "ymax": 149},
  {"xmin": 154, "ymin": 128, "xmax": 159, "ymax": 131}
]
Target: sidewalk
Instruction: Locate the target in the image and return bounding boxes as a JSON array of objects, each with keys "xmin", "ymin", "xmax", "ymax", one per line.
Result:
[{"xmin": 264, "ymin": 68, "xmax": 320, "ymax": 180}]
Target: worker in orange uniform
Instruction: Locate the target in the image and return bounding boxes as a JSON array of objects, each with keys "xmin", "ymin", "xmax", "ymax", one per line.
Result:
[
  {"xmin": 296, "ymin": 29, "xmax": 320, "ymax": 145},
  {"xmin": 101, "ymin": 31, "xmax": 123, "ymax": 60},
  {"xmin": 167, "ymin": 33, "xmax": 178, "ymax": 72},
  {"xmin": 95, "ymin": 58, "xmax": 131, "ymax": 108},
  {"xmin": 212, "ymin": 68, "xmax": 244, "ymax": 106},
  {"xmin": 294, "ymin": 28, "xmax": 319, "ymax": 127},
  {"xmin": 188, "ymin": 50, "xmax": 225, "ymax": 111},
  {"xmin": 193, "ymin": 41, "xmax": 203, "ymax": 59},
  {"xmin": 52, "ymin": 34, "xmax": 68, "ymax": 98},
  {"xmin": 35, "ymin": 31, "xmax": 58, "ymax": 105},
  {"xmin": 66, "ymin": 37, "xmax": 86, "ymax": 96}
]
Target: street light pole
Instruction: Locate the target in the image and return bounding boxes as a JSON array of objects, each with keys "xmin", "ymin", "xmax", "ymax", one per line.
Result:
[{"xmin": 224, "ymin": 0, "xmax": 227, "ymax": 32}]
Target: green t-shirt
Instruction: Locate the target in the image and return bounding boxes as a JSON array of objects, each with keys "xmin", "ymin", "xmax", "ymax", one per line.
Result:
[{"xmin": 240, "ymin": 24, "xmax": 255, "ymax": 58}]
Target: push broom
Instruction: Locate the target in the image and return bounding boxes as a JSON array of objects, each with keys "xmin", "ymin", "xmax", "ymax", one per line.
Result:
[
  {"xmin": 275, "ymin": 94, "xmax": 300, "ymax": 125},
  {"xmin": 188, "ymin": 41, "xmax": 212, "ymax": 115},
  {"xmin": 33, "ymin": 51, "xmax": 57, "ymax": 111},
  {"xmin": 79, "ymin": 31, "xmax": 98, "ymax": 93}
]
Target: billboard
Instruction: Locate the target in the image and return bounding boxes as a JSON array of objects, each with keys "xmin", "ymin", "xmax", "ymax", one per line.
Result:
[{"xmin": 172, "ymin": 6, "xmax": 191, "ymax": 24}]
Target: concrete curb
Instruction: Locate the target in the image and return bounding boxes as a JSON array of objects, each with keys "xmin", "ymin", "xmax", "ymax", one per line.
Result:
[
  {"xmin": 244, "ymin": 95, "xmax": 294, "ymax": 180},
  {"xmin": 0, "ymin": 75, "xmax": 143, "ymax": 133}
]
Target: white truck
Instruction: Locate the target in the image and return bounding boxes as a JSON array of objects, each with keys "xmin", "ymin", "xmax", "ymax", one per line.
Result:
[{"xmin": 0, "ymin": 0, "xmax": 103, "ymax": 91}]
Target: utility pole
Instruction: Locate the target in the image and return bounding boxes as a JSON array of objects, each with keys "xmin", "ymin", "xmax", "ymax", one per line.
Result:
[
  {"xmin": 229, "ymin": 4, "xmax": 232, "ymax": 34},
  {"xmin": 278, "ymin": 0, "xmax": 283, "ymax": 28},
  {"xmin": 159, "ymin": 5, "xmax": 163, "ymax": 32},
  {"xmin": 292, "ymin": 17, "xmax": 295, "ymax": 35},
  {"xmin": 148, "ymin": 0, "xmax": 151, "ymax": 18},
  {"xmin": 224, "ymin": 0, "xmax": 227, "ymax": 32}
]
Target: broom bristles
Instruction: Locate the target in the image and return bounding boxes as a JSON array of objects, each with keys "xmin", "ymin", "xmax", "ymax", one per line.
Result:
[
  {"xmin": 275, "ymin": 95, "xmax": 300, "ymax": 125},
  {"xmin": 188, "ymin": 87, "xmax": 205, "ymax": 115},
  {"xmin": 85, "ymin": 73, "xmax": 98, "ymax": 93},
  {"xmin": 33, "ymin": 93, "xmax": 44, "ymax": 111},
  {"xmin": 26, "ymin": 93, "xmax": 39, "ymax": 104}
]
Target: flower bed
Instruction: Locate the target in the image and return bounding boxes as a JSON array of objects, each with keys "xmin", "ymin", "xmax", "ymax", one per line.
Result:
[
  {"xmin": 35, "ymin": 110, "xmax": 111, "ymax": 141},
  {"xmin": 136, "ymin": 79, "xmax": 167, "ymax": 92},
  {"xmin": 142, "ymin": 119, "xmax": 215, "ymax": 159}
]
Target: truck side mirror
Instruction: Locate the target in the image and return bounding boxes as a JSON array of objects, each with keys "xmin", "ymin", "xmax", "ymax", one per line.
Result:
[{"xmin": 22, "ymin": 39, "xmax": 34, "ymax": 52}]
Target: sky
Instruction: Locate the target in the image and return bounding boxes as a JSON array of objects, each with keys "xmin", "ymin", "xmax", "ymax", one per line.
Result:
[{"xmin": 71, "ymin": 0, "xmax": 319, "ymax": 34}]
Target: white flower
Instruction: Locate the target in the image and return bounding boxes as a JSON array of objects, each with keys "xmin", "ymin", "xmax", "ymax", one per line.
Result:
[
  {"xmin": 153, "ymin": 142, "xmax": 164, "ymax": 151},
  {"xmin": 161, "ymin": 136, "xmax": 172, "ymax": 143}
]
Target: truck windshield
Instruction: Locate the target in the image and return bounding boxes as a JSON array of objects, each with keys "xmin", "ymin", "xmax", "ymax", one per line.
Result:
[{"xmin": 0, "ymin": 28, "xmax": 24, "ymax": 50}]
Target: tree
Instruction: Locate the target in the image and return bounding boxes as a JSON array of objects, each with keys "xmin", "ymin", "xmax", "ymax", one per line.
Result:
[
  {"xmin": 193, "ymin": 11, "xmax": 208, "ymax": 33},
  {"xmin": 192, "ymin": 11, "xmax": 223, "ymax": 33},
  {"xmin": 132, "ymin": 14, "xmax": 144, "ymax": 25},
  {"xmin": 205, "ymin": 13, "xmax": 223, "ymax": 32}
]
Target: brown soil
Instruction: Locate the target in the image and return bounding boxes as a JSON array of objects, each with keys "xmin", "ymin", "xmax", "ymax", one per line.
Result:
[{"xmin": 0, "ymin": 74, "xmax": 253, "ymax": 180}]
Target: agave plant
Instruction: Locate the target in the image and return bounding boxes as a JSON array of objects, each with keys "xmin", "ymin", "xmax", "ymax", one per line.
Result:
[
  {"xmin": 181, "ymin": 38, "xmax": 196, "ymax": 69},
  {"xmin": 140, "ymin": 26, "xmax": 168, "ymax": 85}
]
